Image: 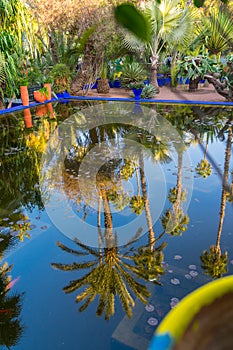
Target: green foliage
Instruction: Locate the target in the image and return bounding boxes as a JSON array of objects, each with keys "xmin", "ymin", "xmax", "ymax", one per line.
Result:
[
  {"xmin": 120, "ymin": 159, "xmax": 135, "ymax": 180},
  {"xmin": 196, "ymin": 159, "xmax": 212, "ymax": 178},
  {"xmin": 129, "ymin": 195, "xmax": 144, "ymax": 215},
  {"xmin": 114, "ymin": 4, "xmax": 150, "ymax": 42},
  {"xmin": 51, "ymin": 63, "xmax": 71, "ymax": 79},
  {"xmin": 0, "ymin": 261, "xmax": 24, "ymax": 348},
  {"xmin": 38, "ymin": 86, "xmax": 49, "ymax": 98},
  {"xmin": 18, "ymin": 74, "xmax": 29, "ymax": 86},
  {"xmin": 198, "ymin": 7, "xmax": 233, "ymax": 54},
  {"xmin": 177, "ymin": 53, "xmax": 220, "ymax": 81},
  {"xmin": 132, "ymin": 242, "xmax": 167, "ymax": 283},
  {"xmin": 128, "ymin": 81, "xmax": 145, "ymax": 89},
  {"xmin": 200, "ymin": 245, "xmax": 228, "ymax": 278},
  {"xmin": 120, "ymin": 61, "xmax": 146, "ymax": 87},
  {"xmin": 51, "ymin": 63, "xmax": 71, "ymax": 93},
  {"xmin": 161, "ymin": 209, "xmax": 189, "ymax": 236},
  {"xmin": 141, "ymin": 84, "xmax": 157, "ymax": 99},
  {"xmin": 52, "ymin": 239, "xmax": 152, "ymax": 319},
  {"xmin": 168, "ymin": 187, "xmax": 187, "ymax": 204}
]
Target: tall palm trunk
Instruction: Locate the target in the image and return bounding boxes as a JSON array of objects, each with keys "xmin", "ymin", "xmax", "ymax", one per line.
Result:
[
  {"xmin": 173, "ymin": 152, "xmax": 183, "ymax": 214},
  {"xmin": 98, "ymin": 185, "xmax": 114, "ymax": 249},
  {"xmin": 150, "ymin": 53, "xmax": 160, "ymax": 93},
  {"xmin": 139, "ymin": 152, "xmax": 155, "ymax": 251},
  {"xmin": 216, "ymin": 128, "xmax": 232, "ymax": 253}
]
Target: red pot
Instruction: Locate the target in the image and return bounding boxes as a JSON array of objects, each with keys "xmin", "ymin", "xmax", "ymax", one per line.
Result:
[
  {"xmin": 43, "ymin": 83, "xmax": 52, "ymax": 100},
  {"xmin": 23, "ymin": 109, "xmax": 33, "ymax": 128},
  {"xmin": 20, "ymin": 86, "xmax": 29, "ymax": 106},
  {"xmin": 34, "ymin": 90, "xmax": 47, "ymax": 103},
  {"xmin": 36, "ymin": 105, "xmax": 48, "ymax": 117}
]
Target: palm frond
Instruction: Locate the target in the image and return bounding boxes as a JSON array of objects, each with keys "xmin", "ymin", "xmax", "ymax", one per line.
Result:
[
  {"xmin": 51, "ymin": 260, "xmax": 97, "ymax": 271},
  {"xmin": 56, "ymin": 241, "xmax": 87, "ymax": 256}
]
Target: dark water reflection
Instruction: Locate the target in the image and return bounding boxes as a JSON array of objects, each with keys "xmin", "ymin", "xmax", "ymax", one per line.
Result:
[{"xmin": 0, "ymin": 101, "xmax": 232, "ymax": 349}]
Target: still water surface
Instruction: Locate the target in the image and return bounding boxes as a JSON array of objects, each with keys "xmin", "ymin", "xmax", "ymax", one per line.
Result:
[{"xmin": 0, "ymin": 101, "xmax": 232, "ymax": 349}]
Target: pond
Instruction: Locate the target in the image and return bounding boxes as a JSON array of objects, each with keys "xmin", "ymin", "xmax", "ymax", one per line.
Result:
[{"xmin": 0, "ymin": 101, "xmax": 232, "ymax": 349}]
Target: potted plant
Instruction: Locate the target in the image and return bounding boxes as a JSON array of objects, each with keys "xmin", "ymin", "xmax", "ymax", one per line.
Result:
[
  {"xmin": 51, "ymin": 63, "xmax": 71, "ymax": 97},
  {"xmin": 97, "ymin": 64, "xmax": 110, "ymax": 94},
  {"xmin": 120, "ymin": 61, "xmax": 147, "ymax": 88},
  {"xmin": 177, "ymin": 53, "xmax": 219, "ymax": 92},
  {"xmin": 33, "ymin": 86, "xmax": 49, "ymax": 103},
  {"xmin": 42, "ymin": 74, "xmax": 53, "ymax": 100},
  {"xmin": 128, "ymin": 81, "xmax": 145, "ymax": 100},
  {"xmin": 27, "ymin": 64, "xmax": 43, "ymax": 101},
  {"xmin": 19, "ymin": 76, "xmax": 30, "ymax": 106}
]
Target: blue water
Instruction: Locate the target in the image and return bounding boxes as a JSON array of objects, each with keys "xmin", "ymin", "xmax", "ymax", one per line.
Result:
[{"xmin": 0, "ymin": 101, "xmax": 232, "ymax": 349}]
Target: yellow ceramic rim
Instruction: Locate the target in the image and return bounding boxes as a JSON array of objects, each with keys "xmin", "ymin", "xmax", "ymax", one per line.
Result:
[{"xmin": 149, "ymin": 275, "xmax": 233, "ymax": 350}]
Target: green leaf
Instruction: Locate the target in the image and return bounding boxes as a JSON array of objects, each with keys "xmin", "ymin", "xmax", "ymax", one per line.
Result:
[
  {"xmin": 194, "ymin": 0, "xmax": 205, "ymax": 7},
  {"xmin": 114, "ymin": 4, "xmax": 150, "ymax": 42}
]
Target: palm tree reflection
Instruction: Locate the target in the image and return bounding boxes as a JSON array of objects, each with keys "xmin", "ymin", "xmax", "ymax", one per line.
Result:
[
  {"xmin": 0, "ymin": 233, "xmax": 24, "ymax": 348},
  {"xmin": 200, "ymin": 127, "xmax": 232, "ymax": 278},
  {"xmin": 161, "ymin": 144, "xmax": 189, "ymax": 236},
  {"xmin": 51, "ymin": 123, "xmax": 169, "ymax": 319}
]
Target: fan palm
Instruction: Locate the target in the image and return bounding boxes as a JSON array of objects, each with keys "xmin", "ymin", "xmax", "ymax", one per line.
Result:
[{"xmin": 116, "ymin": 0, "xmax": 197, "ymax": 91}]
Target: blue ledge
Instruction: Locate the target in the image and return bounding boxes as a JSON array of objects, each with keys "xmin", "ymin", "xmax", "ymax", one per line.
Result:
[
  {"xmin": 68, "ymin": 96, "xmax": 233, "ymax": 106},
  {"xmin": 0, "ymin": 96, "xmax": 233, "ymax": 115},
  {"xmin": 0, "ymin": 98, "xmax": 59, "ymax": 115}
]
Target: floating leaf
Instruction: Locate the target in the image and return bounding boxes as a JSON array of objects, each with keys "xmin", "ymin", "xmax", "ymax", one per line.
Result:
[
  {"xmin": 147, "ymin": 317, "xmax": 158, "ymax": 326},
  {"xmin": 188, "ymin": 264, "xmax": 197, "ymax": 270},
  {"xmin": 145, "ymin": 304, "xmax": 155, "ymax": 312},
  {"xmin": 189, "ymin": 270, "xmax": 198, "ymax": 277},
  {"xmin": 174, "ymin": 255, "xmax": 182, "ymax": 260},
  {"xmin": 170, "ymin": 278, "xmax": 180, "ymax": 285}
]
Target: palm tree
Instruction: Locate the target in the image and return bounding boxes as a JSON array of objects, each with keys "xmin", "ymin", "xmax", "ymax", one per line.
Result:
[
  {"xmin": 200, "ymin": 245, "xmax": 228, "ymax": 279},
  {"xmin": 116, "ymin": 0, "xmax": 197, "ymax": 92},
  {"xmin": 0, "ymin": 262, "xmax": 24, "ymax": 349},
  {"xmin": 0, "ymin": 233, "xmax": 24, "ymax": 349},
  {"xmin": 197, "ymin": 5, "xmax": 233, "ymax": 57},
  {"xmin": 52, "ymin": 153, "xmax": 152, "ymax": 319},
  {"xmin": 200, "ymin": 127, "xmax": 232, "ymax": 279},
  {"xmin": 200, "ymin": 245, "xmax": 228, "ymax": 278},
  {"xmin": 51, "ymin": 238, "xmax": 152, "ymax": 319},
  {"xmin": 162, "ymin": 145, "xmax": 189, "ymax": 235},
  {"xmin": 195, "ymin": 140, "xmax": 212, "ymax": 179}
]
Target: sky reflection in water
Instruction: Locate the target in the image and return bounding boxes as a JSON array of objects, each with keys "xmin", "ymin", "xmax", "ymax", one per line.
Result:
[{"xmin": 0, "ymin": 101, "xmax": 232, "ymax": 350}]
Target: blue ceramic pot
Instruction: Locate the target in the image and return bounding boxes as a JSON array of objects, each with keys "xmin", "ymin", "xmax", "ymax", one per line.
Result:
[{"xmin": 132, "ymin": 88, "xmax": 143, "ymax": 100}]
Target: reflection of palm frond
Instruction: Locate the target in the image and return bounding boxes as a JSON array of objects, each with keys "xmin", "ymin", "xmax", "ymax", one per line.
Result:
[
  {"xmin": 200, "ymin": 245, "xmax": 228, "ymax": 279},
  {"xmin": 52, "ymin": 239, "xmax": 152, "ymax": 319},
  {"xmin": 56, "ymin": 241, "xmax": 87, "ymax": 256}
]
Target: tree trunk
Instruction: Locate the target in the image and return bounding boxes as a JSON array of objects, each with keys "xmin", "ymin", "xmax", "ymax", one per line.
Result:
[
  {"xmin": 188, "ymin": 77, "xmax": 200, "ymax": 92},
  {"xmin": 204, "ymin": 74, "xmax": 232, "ymax": 101},
  {"xmin": 139, "ymin": 152, "xmax": 155, "ymax": 251},
  {"xmin": 216, "ymin": 128, "xmax": 232, "ymax": 249},
  {"xmin": 97, "ymin": 78, "xmax": 110, "ymax": 94},
  {"xmin": 150, "ymin": 53, "xmax": 160, "ymax": 93}
]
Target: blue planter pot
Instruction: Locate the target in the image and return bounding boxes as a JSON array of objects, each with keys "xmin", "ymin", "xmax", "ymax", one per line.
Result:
[
  {"xmin": 132, "ymin": 88, "xmax": 143, "ymax": 100},
  {"xmin": 157, "ymin": 78, "xmax": 165, "ymax": 87},
  {"xmin": 113, "ymin": 80, "xmax": 121, "ymax": 88},
  {"xmin": 56, "ymin": 91, "xmax": 70, "ymax": 98}
]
